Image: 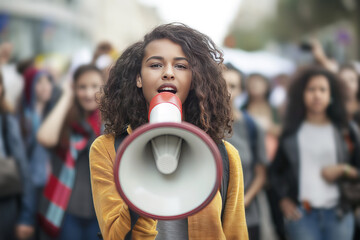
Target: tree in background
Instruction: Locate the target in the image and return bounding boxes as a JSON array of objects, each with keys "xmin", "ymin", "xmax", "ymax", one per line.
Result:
[{"xmin": 227, "ymin": 0, "xmax": 359, "ymax": 60}]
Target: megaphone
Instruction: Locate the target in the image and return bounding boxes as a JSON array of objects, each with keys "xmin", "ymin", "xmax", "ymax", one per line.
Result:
[{"xmin": 114, "ymin": 92, "xmax": 222, "ymax": 220}]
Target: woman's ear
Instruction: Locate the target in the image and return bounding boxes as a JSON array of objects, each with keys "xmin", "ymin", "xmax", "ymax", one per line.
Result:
[{"xmin": 136, "ymin": 74, "xmax": 142, "ymax": 88}]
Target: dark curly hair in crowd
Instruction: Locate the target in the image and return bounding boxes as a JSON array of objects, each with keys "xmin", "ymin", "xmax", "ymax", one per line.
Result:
[
  {"xmin": 100, "ymin": 23, "xmax": 232, "ymax": 143},
  {"xmin": 282, "ymin": 67, "xmax": 348, "ymax": 137}
]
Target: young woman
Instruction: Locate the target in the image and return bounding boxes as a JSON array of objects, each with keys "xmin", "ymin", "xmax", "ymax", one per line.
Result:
[
  {"xmin": 223, "ymin": 63, "xmax": 267, "ymax": 240},
  {"xmin": 36, "ymin": 65, "xmax": 103, "ymax": 240},
  {"xmin": 18, "ymin": 67, "xmax": 59, "ymax": 238},
  {"xmin": 243, "ymin": 73, "xmax": 281, "ymax": 161},
  {"xmin": 0, "ymin": 71, "xmax": 35, "ymax": 240},
  {"xmin": 270, "ymin": 67, "xmax": 360, "ymax": 240},
  {"xmin": 19, "ymin": 68, "xmax": 58, "ymax": 190},
  {"xmin": 89, "ymin": 23, "xmax": 248, "ymax": 239}
]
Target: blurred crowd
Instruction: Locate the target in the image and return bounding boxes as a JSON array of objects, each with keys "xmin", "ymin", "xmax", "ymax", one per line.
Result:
[
  {"xmin": 0, "ymin": 35, "xmax": 360, "ymax": 240},
  {"xmin": 0, "ymin": 41, "xmax": 114, "ymax": 240},
  {"xmin": 223, "ymin": 39, "xmax": 360, "ymax": 240}
]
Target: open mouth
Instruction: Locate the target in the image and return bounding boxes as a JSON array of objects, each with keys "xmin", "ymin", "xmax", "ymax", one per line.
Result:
[{"xmin": 157, "ymin": 84, "xmax": 177, "ymax": 94}]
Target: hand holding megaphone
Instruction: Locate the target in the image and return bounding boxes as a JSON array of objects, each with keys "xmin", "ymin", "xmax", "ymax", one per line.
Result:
[{"xmin": 114, "ymin": 92, "xmax": 222, "ymax": 220}]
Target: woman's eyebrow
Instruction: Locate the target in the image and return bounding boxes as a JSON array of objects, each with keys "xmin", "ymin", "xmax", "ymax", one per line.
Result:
[
  {"xmin": 174, "ymin": 57, "xmax": 189, "ymax": 62},
  {"xmin": 145, "ymin": 56, "xmax": 189, "ymax": 63},
  {"xmin": 145, "ymin": 56, "xmax": 163, "ymax": 63}
]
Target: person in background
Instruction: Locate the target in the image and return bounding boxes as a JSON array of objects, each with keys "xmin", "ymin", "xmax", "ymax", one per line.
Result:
[
  {"xmin": 223, "ymin": 63, "xmax": 267, "ymax": 240},
  {"xmin": 310, "ymin": 38, "xmax": 360, "ymax": 126},
  {"xmin": 338, "ymin": 64, "xmax": 360, "ymax": 240},
  {"xmin": 338, "ymin": 64, "xmax": 360, "ymax": 123},
  {"xmin": 269, "ymin": 74, "xmax": 291, "ymax": 121},
  {"xmin": 17, "ymin": 67, "xmax": 60, "ymax": 238},
  {"xmin": 270, "ymin": 67, "xmax": 360, "ymax": 240},
  {"xmin": 36, "ymin": 65, "xmax": 103, "ymax": 240},
  {"xmin": 243, "ymin": 73, "xmax": 281, "ymax": 161},
  {"xmin": 307, "ymin": 37, "xmax": 360, "ymax": 240},
  {"xmin": 0, "ymin": 71, "xmax": 35, "ymax": 240}
]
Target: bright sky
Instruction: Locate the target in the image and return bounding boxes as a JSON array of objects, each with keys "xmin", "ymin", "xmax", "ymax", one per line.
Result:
[{"xmin": 137, "ymin": 0, "xmax": 243, "ymax": 46}]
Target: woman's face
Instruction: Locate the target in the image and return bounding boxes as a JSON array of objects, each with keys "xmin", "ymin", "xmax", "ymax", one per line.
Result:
[
  {"xmin": 304, "ymin": 75, "xmax": 331, "ymax": 115},
  {"xmin": 75, "ymin": 71, "xmax": 103, "ymax": 112},
  {"xmin": 339, "ymin": 68, "xmax": 358, "ymax": 97},
  {"xmin": 246, "ymin": 76, "xmax": 268, "ymax": 99},
  {"xmin": 35, "ymin": 75, "xmax": 53, "ymax": 104},
  {"xmin": 137, "ymin": 38, "xmax": 192, "ymax": 104},
  {"xmin": 223, "ymin": 70, "xmax": 242, "ymax": 103}
]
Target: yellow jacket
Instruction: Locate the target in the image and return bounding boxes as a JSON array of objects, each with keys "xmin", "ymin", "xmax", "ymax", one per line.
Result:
[{"xmin": 90, "ymin": 134, "xmax": 248, "ymax": 240}]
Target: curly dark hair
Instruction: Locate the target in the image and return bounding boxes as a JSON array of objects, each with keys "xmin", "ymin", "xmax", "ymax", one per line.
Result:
[
  {"xmin": 282, "ymin": 67, "xmax": 348, "ymax": 137},
  {"xmin": 100, "ymin": 23, "xmax": 232, "ymax": 143}
]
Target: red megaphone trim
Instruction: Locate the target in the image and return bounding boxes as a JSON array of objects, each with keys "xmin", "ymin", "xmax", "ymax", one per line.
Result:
[{"xmin": 148, "ymin": 92, "xmax": 183, "ymax": 122}]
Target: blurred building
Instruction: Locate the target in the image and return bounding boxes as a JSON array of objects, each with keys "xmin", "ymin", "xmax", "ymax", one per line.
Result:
[
  {"xmin": 0, "ymin": 0, "xmax": 161, "ymax": 61},
  {"xmin": 95, "ymin": 0, "xmax": 161, "ymax": 52},
  {"xmin": 225, "ymin": 0, "xmax": 278, "ymax": 51},
  {"xmin": 225, "ymin": 0, "xmax": 359, "ymax": 62},
  {"xmin": 229, "ymin": 0, "xmax": 278, "ymax": 31},
  {"xmin": 273, "ymin": 0, "xmax": 359, "ymax": 62}
]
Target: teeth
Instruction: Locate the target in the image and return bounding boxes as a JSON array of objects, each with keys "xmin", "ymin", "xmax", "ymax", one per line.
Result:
[
  {"xmin": 158, "ymin": 87, "xmax": 176, "ymax": 93},
  {"xmin": 161, "ymin": 87, "xmax": 175, "ymax": 91}
]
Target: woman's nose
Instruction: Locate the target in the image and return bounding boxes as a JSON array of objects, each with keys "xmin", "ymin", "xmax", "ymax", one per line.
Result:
[{"xmin": 162, "ymin": 65, "xmax": 175, "ymax": 80}]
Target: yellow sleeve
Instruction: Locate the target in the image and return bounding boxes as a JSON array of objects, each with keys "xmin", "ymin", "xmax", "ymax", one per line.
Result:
[
  {"xmin": 89, "ymin": 135, "xmax": 158, "ymax": 240},
  {"xmin": 222, "ymin": 141, "xmax": 249, "ymax": 240}
]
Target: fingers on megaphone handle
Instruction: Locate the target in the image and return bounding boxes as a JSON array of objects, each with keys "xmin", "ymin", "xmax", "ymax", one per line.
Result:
[{"xmin": 151, "ymin": 135, "xmax": 182, "ymax": 175}]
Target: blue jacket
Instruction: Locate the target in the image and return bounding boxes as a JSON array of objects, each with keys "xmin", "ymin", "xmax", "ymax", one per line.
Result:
[{"xmin": 0, "ymin": 114, "xmax": 35, "ymax": 226}]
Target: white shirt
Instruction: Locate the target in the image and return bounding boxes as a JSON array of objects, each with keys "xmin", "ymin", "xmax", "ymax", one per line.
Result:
[
  {"xmin": 1, "ymin": 64, "xmax": 24, "ymax": 109},
  {"xmin": 298, "ymin": 122, "xmax": 339, "ymax": 208}
]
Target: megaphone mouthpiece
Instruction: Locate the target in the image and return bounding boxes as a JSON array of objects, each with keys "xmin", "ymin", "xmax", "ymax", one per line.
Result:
[
  {"xmin": 149, "ymin": 92, "xmax": 182, "ymax": 123},
  {"xmin": 151, "ymin": 135, "xmax": 182, "ymax": 174}
]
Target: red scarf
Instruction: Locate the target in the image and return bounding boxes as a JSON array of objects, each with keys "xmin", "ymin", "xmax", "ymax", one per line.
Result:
[{"xmin": 38, "ymin": 109, "xmax": 101, "ymax": 237}]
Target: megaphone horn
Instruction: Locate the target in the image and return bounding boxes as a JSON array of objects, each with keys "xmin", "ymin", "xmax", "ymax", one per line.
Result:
[{"xmin": 114, "ymin": 92, "xmax": 223, "ymax": 220}]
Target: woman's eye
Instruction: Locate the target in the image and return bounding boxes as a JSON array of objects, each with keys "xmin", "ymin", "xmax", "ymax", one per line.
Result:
[
  {"xmin": 175, "ymin": 64, "xmax": 187, "ymax": 69},
  {"xmin": 307, "ymin": 87, "xmax": 315, "ymax": 92},
  {"xmin": 150, "ymin": 63, "xmax": 162, "ymax": 68},
  {"xmin": 320, "ymin": 87, "xmax": 327, "ymax": 92}
]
